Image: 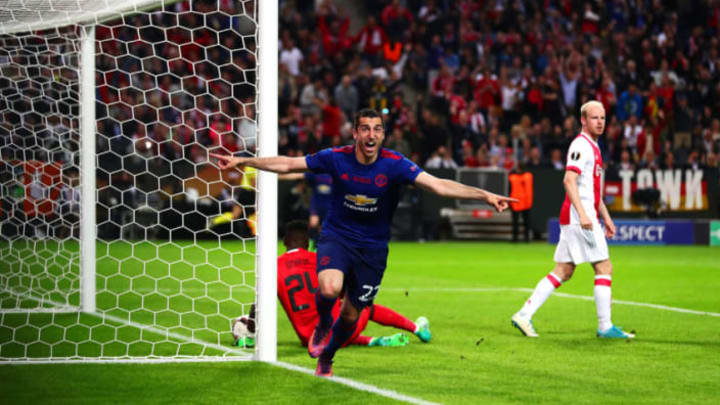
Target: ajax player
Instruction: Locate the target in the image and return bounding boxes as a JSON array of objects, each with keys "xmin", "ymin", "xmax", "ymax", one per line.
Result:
[{"xmin": 511, "ymin": 101, "xmax": 635, "ymax": 339}]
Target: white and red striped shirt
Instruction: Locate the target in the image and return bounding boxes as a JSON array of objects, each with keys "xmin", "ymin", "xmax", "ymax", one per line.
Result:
[{"xmin": 559, "ymin": 132, "xmax": 602, "ymax": 225}]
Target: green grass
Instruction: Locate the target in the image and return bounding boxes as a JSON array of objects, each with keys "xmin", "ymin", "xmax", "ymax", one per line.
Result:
[
  {"xmin": 1, "ymin": 239, "xmax": 257, "ymax": 358},
  {"xmin": 2, "ymin": 242, "xmax": 720, "ymax": 404}
]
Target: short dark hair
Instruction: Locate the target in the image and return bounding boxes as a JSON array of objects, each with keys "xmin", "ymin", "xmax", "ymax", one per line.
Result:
[
  {"xmin": 353, "ymin": 108, "xmax": 384, "ymax": 130},
  {"xmin": 283, "ymin": 220, "xmax": 309, "ymax": 250}
]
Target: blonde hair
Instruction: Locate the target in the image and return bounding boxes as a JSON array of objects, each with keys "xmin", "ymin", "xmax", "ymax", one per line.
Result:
[{"xmin": 580, "ymin": 100, "xmax": 604, "ymax": 118}]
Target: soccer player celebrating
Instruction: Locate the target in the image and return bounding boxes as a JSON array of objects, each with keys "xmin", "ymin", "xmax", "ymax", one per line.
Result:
[
  {"xmin": 212, "ymin": 108, "xmax": 515, "ymax": 376},
  {"xmin": 511, "ymin": 100, "xmax": 635, "ymax": 339},
  {"xmin": 244, "ymin": 220, "xmax": 431, "ymax": 349}
]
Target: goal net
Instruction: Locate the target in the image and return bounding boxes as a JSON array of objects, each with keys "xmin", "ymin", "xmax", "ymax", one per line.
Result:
[{"xmin": 0, "ymin": 0, "xmax": 277, "ymax": 363}]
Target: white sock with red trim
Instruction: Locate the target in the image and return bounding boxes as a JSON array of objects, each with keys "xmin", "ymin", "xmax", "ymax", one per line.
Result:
[
  {"xmin": 517, "ymin": 273, "xmax": 562, "ymax": 319},
  {"xmin": 594, "ymin": 275, "xmax": 612, "ymax": 331}
]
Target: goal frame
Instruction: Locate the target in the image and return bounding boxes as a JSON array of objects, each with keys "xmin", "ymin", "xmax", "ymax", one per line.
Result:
[{"xmin": 0, "ymin": 0, "xmax": 278, "ymax": 363}]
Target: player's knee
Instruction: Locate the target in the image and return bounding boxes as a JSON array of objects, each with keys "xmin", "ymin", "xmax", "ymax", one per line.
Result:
[
  {"xmin": 318, "ymin": 283, "xmax": 341, "ymax": 298},
  {"xmin": 317, "ymin": 270, "xmax": 343, "ymax": 297},
  {"xmin": 317, "ymin": 278, "xmax": 342, "ymax": 297},
  {"xmin": 594, "ymin": 260, "xmax": 612, "ymax": 276},
  {"xmin": 553, "ymin": 264, "xmax": 575, "ymax": 282}
]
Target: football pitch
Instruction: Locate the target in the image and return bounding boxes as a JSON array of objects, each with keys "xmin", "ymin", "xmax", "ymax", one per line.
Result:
[{"xmin": 1, "ymin": 241, "xmax": 719, "ymax": 404}]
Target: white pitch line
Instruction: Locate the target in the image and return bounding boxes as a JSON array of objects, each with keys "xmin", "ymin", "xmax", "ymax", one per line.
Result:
[
  {"xmin": 98, "ymin": 311, "xmax": 251, "ymax": 356},
  {"xmin": 274, "ymin": 361, "xmax": 440, "ymax": 405},
  {"xmin": 384, "ymin": 287, "xmax": 720, "ymax": 318}
]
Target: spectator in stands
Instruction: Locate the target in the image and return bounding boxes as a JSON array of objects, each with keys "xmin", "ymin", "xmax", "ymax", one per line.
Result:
[
  {"xmin": 617, "ymin": 84, "xmax": 644, "ymax": 122},
  {"xmin": 549, "ymin": 148, "xmax": 564, "ymax": 171},
  {"xmin": 355, "ymin": 15, "xmax": 387, "ymax": 64},
  {"xmin": 475, "ymin": 146, "xmax": 490, "ymax": 168},
  {"xmin": 702, "ymin": 129, "xmax": 719, "ymax": 155},
  {"xmin": 280, "ymin": 38, "xmax": 304, "ymax": 77},
  {"xmin": 317, "ymin": 5, "xmax": 352, "ymax": 59},
  {"xmin": 381, "ymin": 0, "xmax": 413, "ymax": 40},
  {"xmin": 461, "ymin": 141, "xmax": 479, "ymax": 168},
  {"xmin": 12, "ymin": 0, "xmax": 720, "ymax": 238},
  {"xmin": 474, "ymin": 67, "xmax": 500, "ymax": 114},
  {"xmin": 334, "ymin": 75, "xmax": 359, "ymax": 119},
  {"xmin": 705, "ymin": 153, "xmax": 719, "ymax": 173},
  {"xmin": 618, "ymin": 150, "xmax": 635, "ymax": 172},
  {"xmin": 623, "ymin": 115, "xmax": 643, "ymax": 155},
  {"xmin": 386, "ymin": 127, "xmax": 411, "ymax": 157},
  {"xmin": 525, "ymin": 146, "xmax": 546, "ymax": 169},
  {"xmin": 425, "ymin": 145, "xmax": 458, "ymax": 169},
  {"xmin": 674, "ymin": 95, "xmax": 695, "ymax": 149}
]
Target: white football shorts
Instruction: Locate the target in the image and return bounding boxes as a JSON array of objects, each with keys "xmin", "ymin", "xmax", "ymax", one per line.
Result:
[{"xmin": 553, "ymin": 224, "xmax": 609, "ymax": 264}]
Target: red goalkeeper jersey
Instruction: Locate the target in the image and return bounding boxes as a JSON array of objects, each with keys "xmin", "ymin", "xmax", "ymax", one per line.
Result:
[
  {"xmin": 277, "ymin": 248, "xmax": 371, "ymax": 346},
  {"xmin": 278, "ymin": 248, "xmax": 332, "ymax": 345}
]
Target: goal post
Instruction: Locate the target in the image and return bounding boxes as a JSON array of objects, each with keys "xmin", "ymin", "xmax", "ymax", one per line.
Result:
[
  {"xmin": 255, "ymin": 0, "xmax": 278, "ymax": 363},
  {"xmin": 79, "ymin": 24, "xmax": 96, "ymax": 313},
  {"xmin": 0, "ymin": 0, "xmax": 277, "ymax": 363}
]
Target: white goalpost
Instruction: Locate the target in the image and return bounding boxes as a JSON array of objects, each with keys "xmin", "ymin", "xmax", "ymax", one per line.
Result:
[
  {"xmin": 0, "ymin": 0, "xmax": 277, "ymax": 363},
  {"xmin": 255, "ymin": 0, "xmax": 277, "ymax": 363}
]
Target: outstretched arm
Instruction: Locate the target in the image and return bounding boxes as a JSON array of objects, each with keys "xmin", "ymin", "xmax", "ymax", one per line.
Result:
[
  {"xmin": 210, "ymin": 153, "xmax": 308, "ymax": 174},
  {"xmin": 278, "ymin": 173, "xmax": 305, "ymax": 181},
  {"xmin": 414, "ymin": 172, "xmax": 517, "ymax": 212}
]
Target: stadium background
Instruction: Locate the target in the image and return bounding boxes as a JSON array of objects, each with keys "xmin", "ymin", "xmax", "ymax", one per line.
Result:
[
  {"xmin": 3, "ymin": 0, "xmax": 720, "ymax": 241},
  {"xmin": 1, "ymin": 0, "xmax": 719, "ymax": 403}
]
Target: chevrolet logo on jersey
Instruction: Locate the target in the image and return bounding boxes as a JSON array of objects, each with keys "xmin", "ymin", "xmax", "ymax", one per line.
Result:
[{"xmin": 345, "ymin": 194, "xmax": 377, "ymax": 206}]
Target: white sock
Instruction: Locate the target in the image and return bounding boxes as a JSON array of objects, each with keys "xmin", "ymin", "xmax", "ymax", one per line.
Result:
[
  {"xmin": 517, "ymin": 273, "xmax": 562, "ymax": 319},
  {"xmin": 594, "ymin": 275, "xmax": 612, "ymax": 331}
]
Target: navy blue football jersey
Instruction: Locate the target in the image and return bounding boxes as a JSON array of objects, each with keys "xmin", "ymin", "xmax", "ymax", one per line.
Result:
[{"xmin": 305, "ymin": 146, "xmax": 422, "ymax": 247}]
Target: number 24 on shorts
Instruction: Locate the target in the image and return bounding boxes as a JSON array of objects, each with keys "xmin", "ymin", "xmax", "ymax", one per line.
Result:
[{"xmin": 359, "ymin": 285, "xmax": 380, "ymax": 302}]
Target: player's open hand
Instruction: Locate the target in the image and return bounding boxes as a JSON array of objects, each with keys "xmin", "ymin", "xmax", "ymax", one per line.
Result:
[
  {"xmin": 487, "ymin": 194, "xmax": 518, "ymax": 213},
  {"xmin": 210, "ymin": 153, "xmax": 243, "ymax": 170}
]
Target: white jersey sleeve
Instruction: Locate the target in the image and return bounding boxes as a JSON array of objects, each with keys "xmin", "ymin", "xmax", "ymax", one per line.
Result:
[{"xmin": 565, "ymin": 138, "xmax": 593, "ymax": 176}]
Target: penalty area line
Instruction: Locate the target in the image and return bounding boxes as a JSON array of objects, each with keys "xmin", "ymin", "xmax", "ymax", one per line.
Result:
[
  {"xmin": 384, "ymin": 287, "xmax": 720, "ymax": 318},
  {"xmin": 274, "ymin": 361, "xmax": 440, "ymax": 405}
]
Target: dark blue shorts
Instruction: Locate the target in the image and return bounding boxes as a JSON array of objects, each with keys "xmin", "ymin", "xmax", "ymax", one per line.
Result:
[{"xmin": 316, "ymin": 237, "xmax": 388, "ymax": 310}]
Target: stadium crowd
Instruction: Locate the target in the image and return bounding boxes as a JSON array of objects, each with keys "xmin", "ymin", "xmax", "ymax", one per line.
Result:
[
  {"xmin": 269, "ymin": 0, "xmax": 720, "ymax": 175},
  {"xmin": 4, "ymin": 0, "xmax": 720, "ymax": 176},
  {"xmin": 4, "ymin": 0, "xmax": 720, "ymax": 237}
]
